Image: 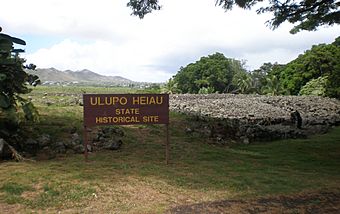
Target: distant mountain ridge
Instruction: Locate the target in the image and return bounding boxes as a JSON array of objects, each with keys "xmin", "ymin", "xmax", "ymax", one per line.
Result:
[{"xmin": 27, "ymin": 68, "xmax": 133, "ymax": 86}]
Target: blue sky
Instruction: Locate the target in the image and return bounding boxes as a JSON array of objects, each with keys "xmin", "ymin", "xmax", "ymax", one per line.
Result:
[
  {"xmin": 2, "ymin": 0, "xmax": 340, "ymax": 82},
  {"xmin": 14, "ymin": 35, "xmax": 62, "ymax": 53}
]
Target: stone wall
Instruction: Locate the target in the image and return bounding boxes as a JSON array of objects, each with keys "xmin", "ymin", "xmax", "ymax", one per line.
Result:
[{"xmin": 170, "ymin": 94, "xmax": 340, "ymax": 143}]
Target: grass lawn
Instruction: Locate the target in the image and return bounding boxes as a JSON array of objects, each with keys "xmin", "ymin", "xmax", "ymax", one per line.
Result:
[{"xmin": 0, "ymin": 86, "xmax": 340, "ymax": 213}]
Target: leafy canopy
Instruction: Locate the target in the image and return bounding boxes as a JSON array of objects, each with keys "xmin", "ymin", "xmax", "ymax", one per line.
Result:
[
  {"xmin": 127, "ymin": 0, "xmax": 339, "ymax": 33},
  {"xmin": 170, "ymin": 52, "xmax": 247, "ymax": 93},
  {"xmin": 0, "ymin": 27, "xmax": 40, "ymax": 132},
  {"xmin": 251, "ymin": 62, "xmax": 281, "ymax": 94},
  {"xmin": 299, "ymin": 76, "xmax": 328, "ymax": 96},
  {"xmin": 268, "ymin": 36, "xmax": 340, "ymax": 98}
]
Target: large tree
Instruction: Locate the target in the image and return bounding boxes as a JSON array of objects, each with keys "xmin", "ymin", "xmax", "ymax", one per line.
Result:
[
  {"xmin": 0, "ymin": 27, "xmax": 40, "ymax": 160},
  {"xmin": 268, "ymin": 37, "xmax": 340, "ymax": 98},
  {"xmin": 0, "ymin": 28, "xmax": 39, "ymax": 123},
  {"xmin": 171, "ymin": 52, "xmax": 246, "ymax": 93},
  {"xmin": 127, "ymin": 0, "xmax": 339, "ymax": 33},
  {"xmin": 251, "ymin": 62, "xmax": 285, "ymax": 94}
]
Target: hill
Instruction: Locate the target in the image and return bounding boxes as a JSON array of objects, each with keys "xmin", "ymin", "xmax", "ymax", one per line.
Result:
[{"xmin": 27, "ymin": 68, "xmax": 134, "ymax": 86}]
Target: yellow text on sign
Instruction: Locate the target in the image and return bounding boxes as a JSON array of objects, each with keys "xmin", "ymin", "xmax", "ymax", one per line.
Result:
[
  {"xmin": 115, "ymin": 108, "xmax": 140, "ymax": 115},
  {"xmin": 95, "ymin": 115, "xmax": 159, "ymax": 124},
  {"xmin": 90, "ymin": 96, "xmax": 164, "ymax": 106}
]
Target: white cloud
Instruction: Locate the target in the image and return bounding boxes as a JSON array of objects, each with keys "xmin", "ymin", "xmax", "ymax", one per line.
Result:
[{"xmin": 2, "ymin": 0, "xmax": 340, "ymax": 82}]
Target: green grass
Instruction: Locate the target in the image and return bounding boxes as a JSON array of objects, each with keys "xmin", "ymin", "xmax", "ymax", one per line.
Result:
[
  {"xmin": 1, "ymin": 86, "xmax": 340, "ymax": 213},
  {"xmin": 0, "ymin": 182, "xmax": 33, "ymax": 196}
]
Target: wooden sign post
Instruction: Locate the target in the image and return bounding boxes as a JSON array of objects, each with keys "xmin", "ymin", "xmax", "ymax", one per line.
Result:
[{"xmin": 83, "ymin": 94, "xmax": 170, "ymax": 164}]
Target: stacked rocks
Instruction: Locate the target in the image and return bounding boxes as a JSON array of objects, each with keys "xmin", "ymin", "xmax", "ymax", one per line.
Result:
[{"xmin": 170, "ymin": 94, "xmax": 340, "ymax": 143}]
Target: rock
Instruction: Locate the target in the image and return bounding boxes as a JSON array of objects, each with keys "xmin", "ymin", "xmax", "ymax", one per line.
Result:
[
  {"xmin": 46, "ymin": 101, "xmax": 54, "ymax": 106},
  {"xmin": 37, "ymin": 134, "xmax": 51, "ymax": 147},
  {"xmin": 185, "ymin": 127, "xmax": 193, "ymax": 134},
  {"xmin": 63, "ymin": 133, "xmax": 82, "ymax": 151},
  {"xmin": 24, "ymin": 138, "xmax": 40, "ymax": 155},
  {"xmin": 86, "ymin": 144, "xmax": 92, "ymax": 152},
  {"xmin": 245, "ymin": 127, "xmax": 256, "ymax": 138},
  {"xmin": 73, "ymin": 98, "xmax": 81, "ymax": 105},
  {"xmin": 102, "ymin": 126, "xmax": 125, "ymax": 137},
  {"xmin": 71, "ymin": 143, "xmax": 91, "ymax": 153},
  {"xmin": 169, "ymin": 94, "xmax": 340, "ymax": 142},
  {"xmin": 65, "ymin": 133, "xmax": 83, "ymax": 152},
  {"xmin": 240, "ymin": 136, "xmax": 250, "ymax": 145},
  {"xmin": 64, "ymin": 140, "xmax": 76, "ymax": 149},
  {"xmin": 103, "ymin": 139, "xmax": 122, "ymax": 150},
  {"xmin": 73, "ymin": 144, "xmax": 85, "ymax": 154},
  {"xmin": 71, "ymin": 133, "xmax": 81, "ymax": 144},
  {"xmin": 26, "ymin": 138, "xmax": 38, "ymax": 145},
  {"xmin": 97, "ymin": 136, "xmax": 105, "ymax": 142},
  {"xmin": 112, "ymin": 127, "xmax": 125, "ymax": 137},
  {"xmin": 54, "ymin": 141, "xmax": 66, "ymax": 154},
  {"xmin": 91, "ymin": 127, "xmax": 125, "ymax": 151},
  {"xmin": 215, "ymin": 135, "xmax": 227, "ymax": 145}
]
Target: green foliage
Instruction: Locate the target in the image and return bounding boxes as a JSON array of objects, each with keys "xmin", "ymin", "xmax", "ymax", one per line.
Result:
[
  {"xmin": 198, "ymin": 86, "xmax": 215, "ymax": 94},
  {"xmin": 326, "ymin": 66, "xmax": 340, "ymax": 98},
  {"xmin": 128, "ymin": 0, "xmax": 339, "ymax": 33},
  {"xmin": 171, "ymin": 52, "xmax": 246, "ymax": 94},
  {"xmin": 299, "ymin": 76, "xmax": 328, "ymax": 96},
  {"xmin": 326, "ymin": 39, "xmax": 340, "ymax": 98},
  {"xmin": 268, "ymin": 37, "xmax": 340, "ymax": 98},
  {"xmin": 262, "ymin": 75, "xmax": 283, "ymax": 96},
  {"xmin": 232, "ymin": 71, "xmax": 252, "ymax": 94},
  {"xmin": 0, "ymin": 182, "xmax": 33, "ymax": 195},
  {"xmin": 0, "ymin": 92, "xmax": 11, "ymax": 108},
  {"xmin": 251, "ymin": 62, "xmax": 284, "ymax": 94},
  {"xmin": 21, "ymin": 100, "xmax": 40, "ymax": 121},
  {"xmin": 127, "ymin": 0, "xmax": 161, "ymax": 18},
  {"xmin": 333, "ymin": 36, "xmax": 340, "ymax": 46},
  {"xmin": 253, "ymin": 0, "xmax": 340, "ymax": 34},
  {"xmin": 0, "ymin": 29, "xmax": 40, "ymax": 132},
  {"xmin": 162, "ymin": 78, "xmax": 181, "ymax": 94}
]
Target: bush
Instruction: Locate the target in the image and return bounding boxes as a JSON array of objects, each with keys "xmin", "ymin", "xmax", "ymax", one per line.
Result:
[{"xmin": 299, "ymin": 76, "xmax": 328, "ymax": 96}]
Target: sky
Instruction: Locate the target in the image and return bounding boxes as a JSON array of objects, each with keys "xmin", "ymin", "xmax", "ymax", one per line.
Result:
[{"xmin": 1, "ymin": 0, "xmax": 339, "ymax": 82}]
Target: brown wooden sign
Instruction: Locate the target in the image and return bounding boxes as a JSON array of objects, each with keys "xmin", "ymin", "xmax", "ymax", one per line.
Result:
[
  {"xmin": 83, "ymin": 94, "xmax": 169, "ymax": 127},
  {"xmin": 83, "ymin": 93, "xmax": 170, "ymax": 164}
]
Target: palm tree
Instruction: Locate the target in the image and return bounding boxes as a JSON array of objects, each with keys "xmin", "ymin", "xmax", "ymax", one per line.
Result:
[
  {"xmin": 162, "ymin": 78, "xmax": 181, "ymax": 94},
  {"xmin": 233, "ymin": 72, "xmax": 252, "ymax": 94},
  {"xmin": 262, "ymin": 75, "xmax": 281, "ymax": 95}
]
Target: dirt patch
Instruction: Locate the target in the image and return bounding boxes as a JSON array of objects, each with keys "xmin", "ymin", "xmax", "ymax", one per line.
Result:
[
  {"xmin": 0, "ymin": 202, "xmax": 26, "ymax": 214},
  {"xmin": 167, "ymin": 191, "xmax": 340, "ymax": 214}
]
